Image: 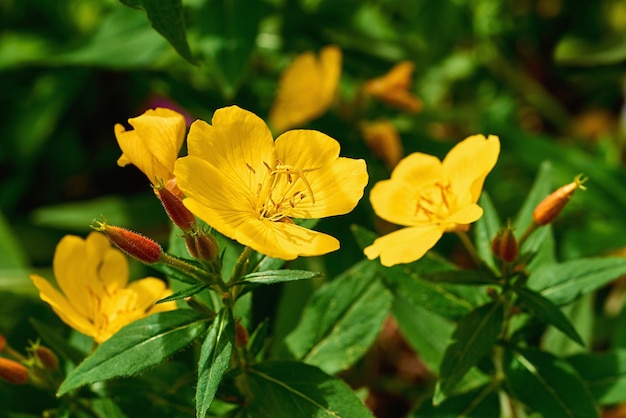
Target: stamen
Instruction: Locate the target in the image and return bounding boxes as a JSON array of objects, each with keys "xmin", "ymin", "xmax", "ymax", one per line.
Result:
[{"xmin": 246, "ymin": 163, "xmax": 256, "ymax": 174}]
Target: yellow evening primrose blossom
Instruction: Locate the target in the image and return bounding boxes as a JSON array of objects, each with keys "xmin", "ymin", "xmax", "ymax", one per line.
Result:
[
  {"xmin": 114, "ymin": 107, "xmax": 186, "ymax": 195},
  {"xmin": 365, "ymin": 134, "xmax": 500, "ymax": 266},
  {"xmin": 269, "ymin": 45, "xmax": 342, "ymax": 133},
  {"xmin": 364, "ymin": 61, "xmax": 422, "ymax": 113},
  {"xmin": 174, "ymin": 105, "xmax": 368, "ymax": 260},
  {"xmin": 30, "ymin": 232, "xmax": 176, "ymax": 344}
]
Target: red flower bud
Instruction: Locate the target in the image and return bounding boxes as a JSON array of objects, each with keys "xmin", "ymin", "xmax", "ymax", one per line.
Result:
[
  {"xmin": 91, "ymin": 219, "xmax": 163, "ymax": 264},
  {"xmin": 156, "ymin": 185, "xmax": 196, "ymax": 232},
  {"xmin": 235, "ymin": 321, "xmax": 249, "ymax": 348},
  {"xmin": 0, "ymin": 358, "xmax": 29, "ymax": 385},
  {"xmin": 0, "ymin": 334, "xmax": 5, "ymax": 353},
  {"xmin": 533, "ymin": 175, "xmax": 586, "ymax": 226},
  {"xmin": 491, "ymin": 224, "xmax": 519, "ymax": 263},
  {"xmin": 184, "ymin": 231, "xmax": 219, "ymax": 262},
  {"xmin": 34, "ymin": 346, "xmax": 58, "ymax": 370}
]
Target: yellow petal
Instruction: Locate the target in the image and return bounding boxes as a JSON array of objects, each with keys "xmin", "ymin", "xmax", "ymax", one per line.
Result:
[
  {"xmin": 274, "ymin": 130, "xmax": 368, "ymax": 218},
  {"xmin": 360, "ymin": 120, "xmax": 404, "ymax": 169},
  {"xmin": 127, "ymin": 277, "xmax": 174, "ymax": 313},
  {"xmin": 115, "ymin": 108, "xmax": 186, "ymax": 183},
  {"xmin": 30, "ymin": 275, "xmax": 96, "ymax": 338},
  {"xmin": 85, "ymin": 232, "xmax": 128, "ymax": 293},
  {"xmin": 364, "ymin": 225, "xmax": 444, "ymax": 266},
  {"xmin": 235, "ymin": 218, "xmax": 340, "ymax": 260},
  {"xmin": 446, "ymin": 203, "xmax": 483, "ymax": 226},
  {"xmin": 52, "ymin": 235, "xmax": 94, "ymax": 320},
  {"xmin": 443, "ymin": 134, "xmax": 500, "ymax": 203},
  {"xmin": 369, "ymin": 153, "xmax": 444, "ymax": 226},
  {"xmin": 176, "ymin": 156, "xmax": 255, "ymax": 240},
  {"xmin": 269, "ymin": 45, "xmax": 342, "ymax": 132},
  {"xmin": 185, "ymin": 106, "xmax": 276, "ymax": 194}
]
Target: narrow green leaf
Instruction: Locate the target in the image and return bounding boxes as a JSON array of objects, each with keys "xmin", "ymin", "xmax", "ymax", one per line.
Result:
[
  {"xmin": 197, "ymin": 0, "xmax": 260, "ymax": 98},
  {"xmin": 350, "ymin": 224, "xmax": 377, "ymax": 249},
  {"xmin": 134, "ymin": 0, "xmax": 195, "ymax": 64},
  {"xmin": 434, "ymin": 302, "xmax": 504, "ymax": 404},
  {"xmin": 196, "ymin": 308, "xmax": 234, "ymax": 418},
  {"xmin": 241, "ymin": 361, "xmax": 374, "ymax": 417},
  {"xmin": 412, "ymin": 384, "xmax": 499, "ymax": 418},
  {"xmin": 528, "ymin": 257, "xmax": 626, "ymax": 306},
  {"xmin": 248, "ymin": 319, "xmax": 269, "ymax": 360},
  {"xmin": 514, "ymin": 160, "xmax": 553, "ymax": 239},
  {"xmin": 421, "ymin": 270, "xmax": 498, "ymax": 285},
  {"xmin": 568, "ymin": 349, "xmax": 626, "ymax": 405},
  {"xmin": 156, "ymin": 283, "xmax": 209, "ymax": 304},
  {"xmin": 515, "ymin": 287, "xmax": 584, "ymax": 346},
  {"xmin": 383, "ymin": 263, "xmax": 489, "ymax": 320},
  {"xmin": 504, "ymin": 347, "xmax": 599, "ymax": 418},
  {"xmin": 57, "ymin": 310, "xmax": 210, "ymax": 395},
  {"xmin": 474, "ymin": 192, "xmax": 501, "ymax": 273},
  {"xmin": 237, "ymin": 269, "xmax": 322, "ymax": 285},
  {"xmin": 284, "ymin": 260, "xmax": 393, "ymax": 374},
  {"xmin": 542, "ymin": 294, "xmax": 593, "ymax": 356}
]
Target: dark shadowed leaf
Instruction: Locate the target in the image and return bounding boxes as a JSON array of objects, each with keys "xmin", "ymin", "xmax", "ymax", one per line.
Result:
[{"xmin": 568, "ymin": 349, "xmax": 626, "ymax": 405}]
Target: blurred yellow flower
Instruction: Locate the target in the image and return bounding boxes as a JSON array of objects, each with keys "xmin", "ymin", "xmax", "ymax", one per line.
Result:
[
  {"xmin": 30, "ymin": 232, "xmax": 176, "ymax": 344},
  {"xmin": 364, "ymin": 61, "xmax": 422, "ymax": 113},
  {"xmin": 114, "ymin": 107, "xmax": 186, "ymax": 195},
  {"xmin": 365, "ymin": 135, "xmax": 500, "ymax": 266},
  {"xmin": 360, "ymin": 120, "xmax": 403, "ymax": 170},
  {"xmin": 175, "ymin": 105, "xmax": 368, "ymax": 260},
  {"xmin": 269, "ymin": 45, "xmax": 342, "ymax": 133}
]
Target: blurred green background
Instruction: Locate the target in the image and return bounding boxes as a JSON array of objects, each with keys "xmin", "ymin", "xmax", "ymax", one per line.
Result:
[{"xmin": 2, "ymin": 0, "xmax": 626, "ymax": 415}]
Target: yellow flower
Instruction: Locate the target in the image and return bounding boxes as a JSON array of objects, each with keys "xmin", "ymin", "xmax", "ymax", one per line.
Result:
[
  {"xmin": 360, "ymin": 120, "xmax": 404, "ymax": 170},
  {"xmin": 364, "ymin": 61, "xmax": 422, "ymax": 113},
  {"xmin": 365, "ymin": 135, "xmax": 500, "ymax": 266},
  {"xmin": 269, "ymin": 45, "xmax": 342, "ymax": 133},
  {"xmin": 114, "ymin": 108, "xmax": 186, "ymax": 194},
  {"xmin": 30, "ymin": 232, "xmax": 176, "ymax": 344},
  {"xmin": 174, "ymin": 105, "xmax": 368, "ymax": 260}
]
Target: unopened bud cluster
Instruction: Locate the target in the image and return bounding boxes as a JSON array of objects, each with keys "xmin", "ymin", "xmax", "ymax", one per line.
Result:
[{"xmin": 491, "ymin": 224, "xmax": 518, "ymax": 263}]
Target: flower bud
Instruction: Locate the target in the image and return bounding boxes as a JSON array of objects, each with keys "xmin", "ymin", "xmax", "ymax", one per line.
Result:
[
  {"xmin": 0, "ymin": 358, "xmax": 29, "ymax": 385},
  {"xmin": 533, "ymin": 175, "xmax": 587, "ymax": 226},
  {"xmin": 0, "ymin": 334, "xmax": 5, "ymax": 353},
  {"xmin": 184, "ymin": 230, "xmax": 219, "ymax": 262},
  {"xmin": 156, "ymin": 185, "xmax": 196, "ymax": 232},
  {"xmin": 91, "ymin": 219, "xmax": 163, "ymax": 264},
  {"xmin": 34, "ymin": 346, "xmax": 58, "ymax": 370},
  {"xmin": 235, "ymin": 321, "xmax": 249, "ymax": 348},
  {"xmin": 491, "ymin": 224, "xmax": 518, "ymax": 263}
]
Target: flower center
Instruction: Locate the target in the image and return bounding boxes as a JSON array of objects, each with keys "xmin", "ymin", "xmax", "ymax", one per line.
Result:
[
  {"xmin": 247, "ymin": 160, "xmax": 319, "ymax": 222},
  {"xmin": 414, "ymin": 180, "xmax": 456, "ymax": 223}
]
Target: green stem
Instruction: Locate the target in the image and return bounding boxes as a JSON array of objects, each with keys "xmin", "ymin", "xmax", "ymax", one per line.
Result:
[
  {"xmin": 456, "ymin": 230, "xmax": 482, "ymax": 267},
  {"xmin": 517, "ymin": 222, "xmax": 538, "ymax": 249},
  {"xmin": 160, "ymin": 253, "xmax": 218, "ymax": 285}
]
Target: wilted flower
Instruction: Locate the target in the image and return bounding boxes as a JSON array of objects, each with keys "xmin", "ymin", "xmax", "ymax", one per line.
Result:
[
  {"xmin": 114, "ymin": 107, "xmax": 186, "ymax": 195},
  {"xmin": 30, "ymin": 232, "xmax": 176, "ymax": 344},
  {"xmin": 269, "ymin": 45, "xmax": 342, "ymax": 133},
  {"xmin": 175, "ymin": 106, "xmax": 368, "ymax": 260},
  {"xmin": 364, "ymin": 61, "xmax": 422, "ymax": 113},
  {"xmin": 360, "ymin": 120, "xmax": 404, "ymax": 170},
  {"xmin": 365, "ymin": 135, "xmax": 500, "ymax": 266}
]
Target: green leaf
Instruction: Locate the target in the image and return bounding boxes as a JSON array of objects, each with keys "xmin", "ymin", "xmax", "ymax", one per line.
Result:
[
  {"xmin": 474, "ymin": 192, "xmax": 501, "ymax": 273},
  {"xmin": 237, "ymin": 269, "xmax": 323, "ymax": 285},
  {"xmin": 383, "ymin": 261, "xmax": 489, "ymax": 320},
  {"xmin": 57, "ymin": 310, "xmax": 210, "ymax": 396},
  {"xmin": 568, "ymin": 349, "xmax": 626, "ymax": 405},
  {"xmin": 411, "ymin": 384, "xmax": 499, "ymax": 418},
  {"xmin": 156, "ymin": 283, "xmax": 209, "ymax": 304},
  {"xmin": 504, "ymin": 347, "xmax": 599, "ymax": 418},
  {"xmin": 0, "ymin": 211, "xmax": 28, "ymax": 268},
  {"xmin": 527, "ymin": 257, "xmax": 626, "ymax": 306},
  {"xmin": 197, "ymin": 0, "xmax": 260, "ymax": 98},
  {"xmin": 284, "ymin": 260, "xmax": 393, "ymax": 374},
  {"xmin": 434, "ymin": 301, "xmax": 504, "ymax": 404},
  {"xmin": 555, "ymin": 35, "xmax": 626, "ymax": 66},
  {"xmin": 515, "ymin": 286, "xmax": 584, "ymax": 346},
  {"xmin": 542, "ymin": 294, "xmax": 593, "ymax": 356},
  {"xmin": 421, "ymin": 270, "xmax": 498, "ymax": 286},
  {"xmin": 127, "ymin": 0, "xmax": 195, "ymax": 64},
  {"xmin": 392, "ymin": 296, "xmax": 454, "ymax": 372},
  {"xmin": 241, "ymin": 361, "xmax": 374, "ymax": 417},
  {"xmin": 350, "ymin": 224, "xmax": 377, "ymax": 249},
  {"xmin": 514, "ymin": 160, "xmax": 553, "ymax": 240},
  {"xmin": 196, "ymin": 308, "xmax": 234, "ymax": 418}
]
